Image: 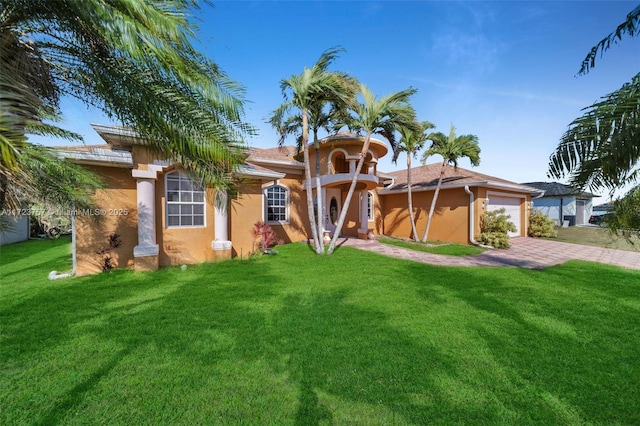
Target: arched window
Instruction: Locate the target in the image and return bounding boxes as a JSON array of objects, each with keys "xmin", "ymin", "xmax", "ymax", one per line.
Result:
[
  {"xmin": 166, "ymin": 171, "xmax": 205, "ymax": 227},
  {"xmin": 265, "ymin": 184, "xmax": 289, "ymax": 223},
  {"xmin": 368, "ymin": 191, "xmax": 374, "ymax": 221}
]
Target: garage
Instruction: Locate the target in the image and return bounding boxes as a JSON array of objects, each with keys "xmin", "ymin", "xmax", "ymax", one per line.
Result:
[{"xmin": 487, "ymin": 195, "xmax": 522, "ymax": 237}]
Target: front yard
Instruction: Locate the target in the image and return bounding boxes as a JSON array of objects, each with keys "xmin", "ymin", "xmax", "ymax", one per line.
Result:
[
  {"xmin": 550, "ymin": 225, "xmax": 639, "ymax": 251},
  {"xmin": 1, "ymin": 237, "xmax": 639, "ymax": 424}
]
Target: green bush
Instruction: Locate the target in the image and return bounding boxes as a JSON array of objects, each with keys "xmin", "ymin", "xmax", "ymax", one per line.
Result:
[
  {"xmin": 477, "ymin": 208, "xmax": 516, "ymax": 248},
  {"xmin": 529, "ymin": 210, "xmax": 557, "ymax": 238}
]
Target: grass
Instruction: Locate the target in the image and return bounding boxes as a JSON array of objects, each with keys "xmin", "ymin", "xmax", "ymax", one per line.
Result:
[
  {"xmin": 1, "ymin": 238, "xmax": 639, "ymax": 425},
  {"xmin": 548, "ymin": 226, "xmax": 639, "ymax": 251},
  {"xmin": 377, "ymin": 236, "xmax": 485, "ymax": 256}
]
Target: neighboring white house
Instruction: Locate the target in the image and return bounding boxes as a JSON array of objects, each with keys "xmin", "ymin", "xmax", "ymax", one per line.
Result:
[
  {"xmin": 0, "ymin": 214, "xmax": 30, "ymax": 246},
  {"xmin": 523, "ymin": 182, "xmax": 598, "ymax": 226}
]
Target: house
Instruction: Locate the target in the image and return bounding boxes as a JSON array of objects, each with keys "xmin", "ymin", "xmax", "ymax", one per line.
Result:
[
  {"xmin": 522, "ymin": 182, "xmax": 598, "ymax": 226},
  {"xmin": 60, "ymin": 125, "xmax": 541, "ymax": 275},
  {"xmin": 380, "ymin": 166, "xmax": 541, "ymax": 240},
  {"xmin": 0, "ymin": 212, "xmax": 30, "ymax": 246}
]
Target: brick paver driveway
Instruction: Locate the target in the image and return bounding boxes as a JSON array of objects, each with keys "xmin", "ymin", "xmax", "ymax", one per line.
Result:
[{"xmin": 341, "ymin": 237, "xmax": 640, "ymax": 270}]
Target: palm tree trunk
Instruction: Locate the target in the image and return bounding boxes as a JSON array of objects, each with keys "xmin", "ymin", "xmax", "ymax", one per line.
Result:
[
  {"xmin": 302, "ymin": 111, "xmax": 323, "ymax": 253},
  {"xmin": 327, "ymin": 132, "xmax": 372, "ymax": 254},
  {"xmin": 313, "ymin": 135, "xmax": 323, "ymax": 251},
  {"xmin": 407, "ymin": 155, "xmax": 419, "ymax": 241},
  {"xmin": 421, "ymin": 159, "xmax": 447, "ymax": 242}
]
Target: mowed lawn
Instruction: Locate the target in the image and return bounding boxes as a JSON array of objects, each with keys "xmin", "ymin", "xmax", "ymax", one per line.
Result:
[{"xmin": 1, "ymin": 238, "xmax": 639, "ymax": 425}]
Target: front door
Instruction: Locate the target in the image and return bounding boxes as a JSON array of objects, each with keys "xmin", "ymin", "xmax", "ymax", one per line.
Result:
[{"xmin": 325, "ymin": 189, "xmax": 341, "ymax": 236}]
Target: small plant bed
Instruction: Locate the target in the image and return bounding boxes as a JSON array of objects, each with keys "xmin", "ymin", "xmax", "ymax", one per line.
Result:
[{"xmin": 377, "ymin": 236, "xmax": 485, "ymax": 256}]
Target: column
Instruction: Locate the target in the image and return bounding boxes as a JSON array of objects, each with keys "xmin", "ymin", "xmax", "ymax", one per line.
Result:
[
  {"xmin": 358, "ymin": 190, "xmax": 369, "ymax": 239},
  {"xmin": 132, "ymin": 169, "xmax": 159, "ymax": 271},
  {"xmin": 321, "ymin": 187, "xmax": 331, "ymax": 243},
  {"xmin": 212, "ymin": 190, "xmax": 232, "ymax": 259}
]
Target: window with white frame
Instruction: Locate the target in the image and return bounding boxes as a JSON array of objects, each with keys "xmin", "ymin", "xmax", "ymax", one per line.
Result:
[
  {"xmin": 265, "ymin": 185, "xmax": 288, "ymax": 223},
  {"xmin": 368, "ymin": 191, "xmax": 374, "ymax": 221},
  {"xmin": 166, "ymin": 171, "xmax": 205, "ymax": 227}
]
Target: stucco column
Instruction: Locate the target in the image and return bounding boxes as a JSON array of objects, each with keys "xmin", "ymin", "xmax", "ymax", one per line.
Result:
[
  {"xmin": 321, "ymin": 187, "xmax": 331, "ymax": 243},
  {"xmin": 132, "ymin": 169, "xmax": 160, "ymax": 271},
  {"xmin": 212, "ymin": 190, "xmax": 232, "ymax": 259},
  {"xmin": 358, "ymin": 190, "xmax": 369, "ymax": 239}
]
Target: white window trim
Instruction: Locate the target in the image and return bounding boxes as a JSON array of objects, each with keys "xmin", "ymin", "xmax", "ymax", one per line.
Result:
[
  {"xmin": 165, "ymin": 170, "xmax": 206, "ymax": 228},
  {"xmin": 263, "ymin": 183, "xmax": 290, "ymax": 225},
  {"xmin": 368, "ymin": 191, "xmax": 375, "ymax": 222}
]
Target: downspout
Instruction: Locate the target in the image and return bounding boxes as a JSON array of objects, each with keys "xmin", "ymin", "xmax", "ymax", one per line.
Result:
[
  {"xmin": 465, "ymin": 185, "xmax": 493, "ymax": 249},
  {"xmin": 48, "ymin": 206, "xmax": 76, "ymax": 280},
  {"xmin": 71, "ymin": 207, "xmax": 77, "ymax": 275}
]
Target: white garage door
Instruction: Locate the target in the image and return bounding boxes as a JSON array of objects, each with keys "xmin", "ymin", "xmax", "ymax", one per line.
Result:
[{"xmin": 488, "ymin": 196, "xmax": 522, "ymax": 237}]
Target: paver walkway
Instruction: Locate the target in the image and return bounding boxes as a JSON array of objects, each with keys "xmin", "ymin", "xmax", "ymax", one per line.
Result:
[{"xmin": 340, "ymin": 237, "xmax": 640, "ymax": 270}]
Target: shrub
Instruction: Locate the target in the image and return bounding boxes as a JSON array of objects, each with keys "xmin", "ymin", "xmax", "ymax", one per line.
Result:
[
  {"xmin": 30, "ymin": 203, "xmax": 72, "ymax": 238},
  {"xmin": 607, "ymin": 185, "xmax": 640, "ymax": 242},
  {"xmin": 477, "ymin": 208, "xmax": 516, "ymax": 248},
  {"xmin": 529, "ymin": 210, "xmax": 557, "ymax": 238},
  {"xmin": 250, "ymin": 221, "xmax": 283, "ymax": 255},
  {"xmin": 96, "ymin": 233, "xmax": 122, "ymax": 271}
]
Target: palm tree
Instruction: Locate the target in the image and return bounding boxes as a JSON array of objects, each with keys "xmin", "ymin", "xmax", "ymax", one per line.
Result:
[
  {"xmin": 327, "ymin": 84, "xmax": 417, "ymax": 254},
  {"xmin": 548, "ymin": 5, "xmax": 640, "ymax": 192},
  {"xmin": 420, "ymin": 124, "xmax": 480, "ymax": 242},
  {"xmin": 1, "ymin": 0, "xmax": 251, "ymax": 212},
  {"xmin": 269, "ymin": 47, "xmax": 356, "ymax": 254},
  {"xmin": 393, "ymin": 121, "xmax": 435, "ymax": 241}
]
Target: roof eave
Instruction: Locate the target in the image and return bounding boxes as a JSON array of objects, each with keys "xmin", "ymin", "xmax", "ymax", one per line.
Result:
[{"xmin": 379, "ymin": 180, "xmax": 541, "ymax": 195}]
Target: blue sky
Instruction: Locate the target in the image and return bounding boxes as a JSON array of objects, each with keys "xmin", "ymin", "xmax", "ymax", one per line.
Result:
[{"xmin": 37, "ymin": 1, "xmax": 639, "ymax": 201}]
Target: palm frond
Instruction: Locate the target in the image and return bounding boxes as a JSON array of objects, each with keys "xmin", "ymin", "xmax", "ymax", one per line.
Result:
[
  {"xmin": 548, "ymin": 73, "xmax": 640, "ymax": 191},
  {"xmin": 578, "ymin": 5, "xmax": 640, "ymax": 75},
  {"xmin": 421, "ymin": 124, "xmax": 481, "ymax": 169}
]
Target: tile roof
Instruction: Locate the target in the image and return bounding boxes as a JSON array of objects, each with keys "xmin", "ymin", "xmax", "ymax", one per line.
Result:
[
  {"xmin": 247, "ymin": 146, "xmax": 301, "ymax": 163},
  {"xmin": 382, "ymin": 163, "xmax": 536, "ymax": 192},
  {"xmin": 521, "ymin": 182, "xmax": 598, "ymax": 198},
  {"xmin": 56, "ymin": 144, "xmax": 133, "ymax": 166}
]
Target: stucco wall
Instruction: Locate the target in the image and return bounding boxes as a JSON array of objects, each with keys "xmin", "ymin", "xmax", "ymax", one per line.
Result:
[
  {"xmin": 156, "ymin": 171, "xmax": 217, "ymax": 266},
  {"xmin": 381, "ymin": 187, "xmax": 471, "ymax": 243},
  {"xmin": 230, "ymin": 176, "xmax": 311, "ymax": 258},
  {"xmin": 75, "ymin": 166, "xmax": 137, "ymax": 276},
  {"xmin": 532, "ymin": 196, "xmax": 592, "ymax": 226},
  {"xmin": 380, "ymin": 186, "xmax": 531, "ymax": 243}
]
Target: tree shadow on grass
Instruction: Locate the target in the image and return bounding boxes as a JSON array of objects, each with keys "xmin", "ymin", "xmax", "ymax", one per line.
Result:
[
  {"xmin": 0, "ymin": 237, "xmax": 71, "ymax": 278},
  {"xmin": 406, "ymin": 261, "xmax": 640, "ymax": 424},
  {"xmin": 271, "ymin": 289, "xmax": 511, "ymax": 424},
  {"xmin": 33, "ymin": 348, "xmax": 130, "ymax": 426}
]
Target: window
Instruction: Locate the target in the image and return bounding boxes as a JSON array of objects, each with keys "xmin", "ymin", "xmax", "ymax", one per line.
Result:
[
  {"xmin": 368, "ymin": 192, "xmax": 374, "ymax": 221},
  {"xmin": 265, "ymin": 185, "xmax": 288, "ymax": 223},
  {"xmin": 166, "ymin": 171, "xmax": 205, "ymax": 227}
]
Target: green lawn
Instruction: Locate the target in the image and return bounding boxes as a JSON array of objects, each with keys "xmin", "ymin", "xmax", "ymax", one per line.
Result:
[
  {"xmin": 377, "ymin": 236, "xmax": 485, "ymax": 256},
  {"xmin": 1, "ymin": 238, "xmax": 639, "ymax": 425},
  {"xmin": 549, "ymin": 226, "xmax": 639, "ymax": 251}
]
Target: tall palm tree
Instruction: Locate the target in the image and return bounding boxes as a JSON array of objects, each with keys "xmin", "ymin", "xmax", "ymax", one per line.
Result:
[
  {"xmin": 393, "ymin": 120, "xmax": 435, "ymax": 241},
  {"xmin": 269, "ymin": 99, "xmax": 353, "ymax": 250},
  {"xmin": 1, "ymin": 0, "xmax": 251, "ymax": 212},
  {"xmin": 420, "ymin": 124, "xmax": 480, "ymax": 242},
  {"xmin": 269, "ymin": 48, "xmax": 356, "ymax": 254},
  {"xmin": 327, "ymin": 84, "xmax": 417, "ymax": 254}
]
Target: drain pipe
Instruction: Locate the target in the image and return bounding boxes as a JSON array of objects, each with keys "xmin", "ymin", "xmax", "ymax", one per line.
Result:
[
  {"xmin": 48, "ymin": 208, "xmax": 76, "ymax": 280},
  {"xmin": 465, "ymin": 185, "xmax": 493, "ymax": 249}
]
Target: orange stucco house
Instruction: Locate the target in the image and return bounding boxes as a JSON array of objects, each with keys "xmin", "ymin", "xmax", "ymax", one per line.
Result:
[{"xmin": 60, "ymin": 125, "xmax": 541, "ymax": 275}]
